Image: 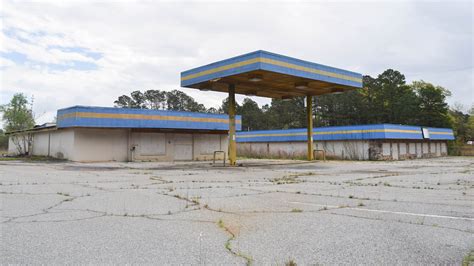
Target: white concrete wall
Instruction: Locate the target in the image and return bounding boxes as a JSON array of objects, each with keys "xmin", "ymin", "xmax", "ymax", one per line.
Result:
[
  {"xmin": 131, "ymin": 132, "xmax": 227, "ymax": 162},
  {"xmin": 441, "ymin": 142, "xmax": 447, "ymax": 154},
  {"xmin": 193, "ymin": 134, "xmax": 227, "ymax": 161},
  {"xmin": 74, "ymin": 128, "xmax": 128, "ymax": 162},
  {"xmin": 8, "ymin": 129, "xmax": 74, "ymax": 159},
  {"xmin": 392, "ymin": 143, "xmax": 399, "ymax": 160},
  {"xmin": 382, "ymin": 143, "xmax": 391, "ymax": 157},
  {"xmin": 237, "ymin": 140, "xmax": 449, "ymax": 161},
  {"xmin": 49, "ymin": 129, "xmax": 75, "ymax": 160},
  {"xmin": 131, "ymin": 132, "xmax": 171, "ymax": 161},
  {"xmin": 238, "ymin": 140, "xmax": 370, "ymax": 160},
  {"xmin": 416, "ymin": 143, "xmax": 422, "ymax": 158},
  {"xmin": 32, "ymin": 131, "xmax": 51, "ymax": 156},
  {"xmin": 7, "ymin": 137, "xmax": 20, "ymax": 155},
  {"xmin": 408, "ymin": 143, "xmax": 416, "ymax": 156}
]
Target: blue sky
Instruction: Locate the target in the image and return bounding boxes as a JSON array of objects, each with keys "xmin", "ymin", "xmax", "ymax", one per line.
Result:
[{"xmin": 0, "ymin": 0, "xmax": 472, "ymax": 126}]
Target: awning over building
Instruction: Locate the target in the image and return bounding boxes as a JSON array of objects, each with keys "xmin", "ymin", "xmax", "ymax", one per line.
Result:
[
  {"xmin": 236, "ymin": 124, "xmax": 455, "ymax": 142},
  {"xmin": 57, "ymin": 106, "xmax": 242, "ymax": 131}
]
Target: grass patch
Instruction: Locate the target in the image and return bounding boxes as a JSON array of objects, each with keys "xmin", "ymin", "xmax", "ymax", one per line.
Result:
[
  {"xmin": 462, "ymin": 249, "xmax": 474, "ymax": 266},
  {"xmin": 0, "ymin": 155, "xmax": 66, "ymax": 162}
]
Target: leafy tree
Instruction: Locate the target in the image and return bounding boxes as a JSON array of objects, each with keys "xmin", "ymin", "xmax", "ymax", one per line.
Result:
[
  {"xmin": 1, "ymin": 93, "xmax": 35, "ymax": 132},
  {"xmin": 315, "ymin": 90, "xmax": 367, "ymax": 126},
  {"xmin": 114, "ymin": 90, "xmax": 147, "ymax": 109},
  {"xmin": 0, "ymin": 93, "xmax": 35, "ymax": 154},
  {"xmin": 240, "ymin": 98, "xmax": 264, "ymax": 131},
  {"xmin": 114, "ymin": 89, "xmax": 206, "ymax": 112},
  {"xmin": 0, "ymin": 129, "xmax": 8, "ymax": 152},
  {"xmin": 466, "ymin": 106, "xmax": 474, "ymax": 142},
  {"xmin": 218, "ymin": 97, "xmax": 242, "ymax": 114},
  {"xmin": 206, "ymin": 107, "xmax": 219, "ymax": 114},
  {"xmin": 114, "ymin": 95, "xmax": 136, "ymax": 108},
  {"xmin": 412, "ymin": 81, "xmax": 451, "ymax": 127},
  {"xmin": 144, "ymin": 90, "xmax": 166, "ymax": 109},
  {"xmin": 265, "ymin": 97, "xmax": 306, "ymax": 129},
  {"xmin": 166, "ymin": 90, "xmax": 206, "ymax": 112}
]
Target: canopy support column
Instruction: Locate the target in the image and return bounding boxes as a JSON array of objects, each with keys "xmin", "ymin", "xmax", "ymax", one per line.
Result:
[
  {"xmin": 228, "ymin": 84, "xmax": 237, "ymax": 166},
  {"xmin": 307, "ymin": 95, "xmax": 314, "ymax": 161}
]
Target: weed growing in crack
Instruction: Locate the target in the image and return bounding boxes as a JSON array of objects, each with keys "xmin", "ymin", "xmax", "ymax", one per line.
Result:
[
  {"xmin": 285, "ymin": 258, "xmax": 297, "ymax": 266},
  {"xmin": 270, "ymin": 174, "xmax": 304, "ymax": 185},
  {"xmin": 291, "ymin": 208, "xmax": 303, "ymax": 213},
  {"xmin": 216, "ymin": 219, "xmax": 253, "ymax": 265},
  {"xmin": 348, "ymin": 195, "xmax": 354, "ymax": 199},
  {"xmin": 358, "ymin": 202, "xmax": 365, "ymax": 207},
  {"xmin": 217, "ymin": 219, "xmax": 224, "ymax": 228},
  {"xmin": 191, "ymin": 197, "xmax": 201, "ymax": 205}
]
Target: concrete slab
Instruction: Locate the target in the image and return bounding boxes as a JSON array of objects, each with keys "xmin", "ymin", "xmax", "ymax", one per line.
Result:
[{"xmin": 1, "ymin": 157, "xmax": 472, "ymax": 264}]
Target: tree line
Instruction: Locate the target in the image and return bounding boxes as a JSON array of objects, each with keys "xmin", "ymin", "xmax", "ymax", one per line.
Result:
[{"xmin": 113, "ymin": 69, "xmax": 473, "ymax": 147}]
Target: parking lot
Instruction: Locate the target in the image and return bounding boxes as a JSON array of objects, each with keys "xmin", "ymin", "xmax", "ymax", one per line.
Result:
[{"xmin": 1, "ymin": 157, "xmax": 473, "ymax": 264}]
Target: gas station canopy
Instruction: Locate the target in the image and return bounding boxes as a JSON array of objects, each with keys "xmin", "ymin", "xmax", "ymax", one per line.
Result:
[
  {"xmin": 181, "ymin": 50, "xmax": 363, "ymax": 98},
  {"xmin": 180, "ymin": 50, "xmax": 363, "ymax": 165}
]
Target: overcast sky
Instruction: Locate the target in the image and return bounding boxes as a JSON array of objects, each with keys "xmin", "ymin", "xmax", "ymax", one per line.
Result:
[{"xmin": 1, "ymin": 0, "xmax": 472, "ymax": 125}]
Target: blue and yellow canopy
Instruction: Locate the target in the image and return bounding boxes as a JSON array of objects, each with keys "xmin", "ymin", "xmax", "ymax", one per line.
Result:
[{"xmin": 181, "ymin": 50, "xmax": 363, "ymax": 99}]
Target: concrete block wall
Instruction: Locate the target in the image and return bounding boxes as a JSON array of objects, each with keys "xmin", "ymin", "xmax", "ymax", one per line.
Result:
[
  {"xmin": 9, "ymin": 128, "xmax": 228, "ymax": 162},
  {"xmin": 237, "ymin": 140, "xmax": 449, "ymax": 161}
]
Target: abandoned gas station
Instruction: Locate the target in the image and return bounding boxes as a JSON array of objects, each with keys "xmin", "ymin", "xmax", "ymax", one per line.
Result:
[{"xmin": 8, "ymin": 50, "xmax": 454, "ymax": 162}]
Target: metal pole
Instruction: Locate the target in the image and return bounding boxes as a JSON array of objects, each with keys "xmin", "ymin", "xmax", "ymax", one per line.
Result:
[
  {"xmin": 228, "ymin": 84, "xmax": 237, "ymax": 166},
  {"xmin": 307, "ymin": 95, "xmax": 313, "ymax": 161}
]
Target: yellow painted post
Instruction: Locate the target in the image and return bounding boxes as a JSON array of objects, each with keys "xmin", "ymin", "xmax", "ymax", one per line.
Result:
[
  {"xmin": 228, "ymin": 84, "xmax": 237, "ymax": 166},
  {"xmin": 307, "ymin": 95, "xmax": 314, "ymax": 161}
]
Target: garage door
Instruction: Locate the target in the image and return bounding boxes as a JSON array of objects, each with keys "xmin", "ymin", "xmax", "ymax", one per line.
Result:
[{"xmin": 173, "ymin": 134, "xmax": 193, "ymax": 161}]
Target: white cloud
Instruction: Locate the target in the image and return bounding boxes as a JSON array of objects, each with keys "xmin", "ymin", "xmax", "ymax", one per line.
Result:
[{"xmin": 0, "ymin": 0, "xmax": 472, "ymax": 126}]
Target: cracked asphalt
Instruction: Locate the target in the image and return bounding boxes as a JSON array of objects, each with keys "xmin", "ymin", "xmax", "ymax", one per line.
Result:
[{"xmin": 1, "ymin": 157, "xmax": 473, "ymax": 264}]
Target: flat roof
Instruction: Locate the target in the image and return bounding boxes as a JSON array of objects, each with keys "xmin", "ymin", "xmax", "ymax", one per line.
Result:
[
  {"xmin": 236, "ymin": 124, "xmax": 455, "ymax": 142},
  {"xmin": 181, "ymin": 50, "xmax": 363, "ymax": 99},
  {"xmin": 57, "ymin": 106, "xmax": 242, "ymax": 131}
]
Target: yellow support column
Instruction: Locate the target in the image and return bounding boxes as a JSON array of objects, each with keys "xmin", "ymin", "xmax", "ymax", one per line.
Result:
[
  {"xmin": 228, "ymin": 84, "xmax": 237, "ymax": 166},
  {"xmin": 307, "ymin": 95, "xmax": 314, "ymax": 161}
]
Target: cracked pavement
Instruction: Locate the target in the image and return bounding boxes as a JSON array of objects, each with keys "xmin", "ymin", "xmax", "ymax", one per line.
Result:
[{"xmin": 0, "ymin": 157, "xmax": 473, "ymax": 264}]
